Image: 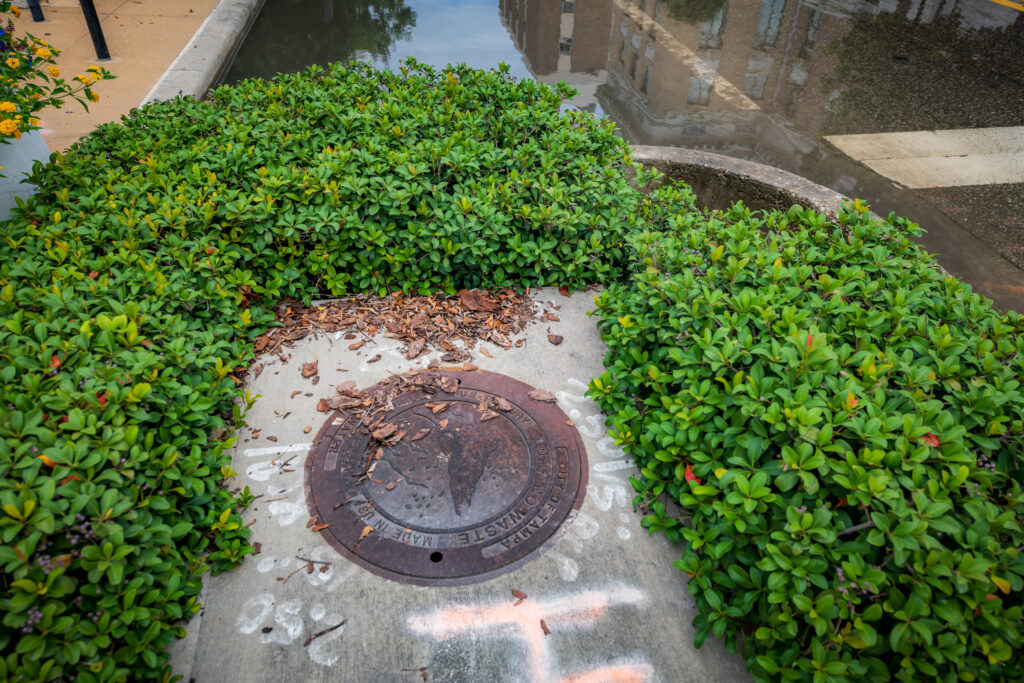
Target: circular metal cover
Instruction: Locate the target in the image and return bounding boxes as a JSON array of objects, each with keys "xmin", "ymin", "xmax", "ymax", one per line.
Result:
[{"xmin": 304, "ymin": 370, "xmax": 587, "ymax": 585}]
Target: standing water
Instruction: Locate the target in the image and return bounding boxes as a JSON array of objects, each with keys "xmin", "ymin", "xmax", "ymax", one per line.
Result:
[{"xmin": 224, "ymin": 0, "xmax": 1024, "ymax": 311}]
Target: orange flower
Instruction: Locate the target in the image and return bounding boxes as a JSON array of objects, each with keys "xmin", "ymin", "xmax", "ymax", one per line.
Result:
[
  {"xmin": 39, "ymin": 455, "xmax": 57, "ymax": 468},
  {"xmin": 49, "ymin": 354, "xmax": 61, "ymax": 369},
  {"xmin": 922, "ymin": 433, "xmax": 940, "ymax": 447},
  {"xmin": 684, "ymin": 463, "xmax": 701, "ymax": 484}
]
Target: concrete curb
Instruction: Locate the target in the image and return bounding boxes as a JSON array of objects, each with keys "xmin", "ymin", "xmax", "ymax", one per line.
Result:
[
  {"xmin": 141, "ymin": 0, "xmax": 265, "ymax": 105},
  {"xmin": 631, "ymin": 145, "xmax": 851, "ymax": 220}
]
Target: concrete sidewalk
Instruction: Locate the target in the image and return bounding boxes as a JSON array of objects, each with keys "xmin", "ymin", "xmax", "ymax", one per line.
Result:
[
  {"xmin": 168, "ymin": 288, "xmax": 751, "ymax": 683},
  {"xmin": 12, "ymin": 0, "xmax": 217, "ymax": 152}
]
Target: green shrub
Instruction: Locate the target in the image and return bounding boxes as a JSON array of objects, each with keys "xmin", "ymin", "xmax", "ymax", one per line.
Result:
[
  {"xmin": 589, "ymin": 200, "xmax": 1024, "ymax": 682},
  {"xmin": 0, "ymin": 59, "xmax": 663, "ymax": 681}
]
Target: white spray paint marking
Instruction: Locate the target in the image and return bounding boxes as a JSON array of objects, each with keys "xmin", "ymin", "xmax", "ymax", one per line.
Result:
[
  {"xmin": 268, "ymin": 499, "xmax": 306, "ymax": 526},
  {"xmin": 407, "ymin": 584, "xmax": 652, "ymax": 683},
  {"xmin": 237, "ymin": 594, "xmax": 274, "ymax": 635},
  {"xmin": 546, "ymin": 551, "xmax": 580, "ymax": 582},
  {"xmin": 587, "ymin": 482, "xmax": 631, "ymax": 513},
  {"xmin": 594, "ymin": 459, "xmax": 634, "ymax": 473},
  {"xmin": 243, "ymin": 442, "xmax": 313, "ymax": 458},
  {"xmin": 236, "ymin": 596, "xmax": 348, "ymax": 667},
  {"xmin": 307, "ymin": 615, "xmax": 346, "ymax": 666},
  {"xmin": 256, "ymin": 557, "xmax": 277, "ymax": 573},
  {"xmin": 617, "ymin": 527, "xmax": 632, "ymax": 540},
  {"xmin": 246, "ymin": 460, "xmax": 280, "ymax": 482},
  {"xmin": 562, "ymin": 512, "xmax": 600, "ymax": 554},
  {"xmin": 263, "ymin": 599, "xmax": 304, "ymax": 644}
]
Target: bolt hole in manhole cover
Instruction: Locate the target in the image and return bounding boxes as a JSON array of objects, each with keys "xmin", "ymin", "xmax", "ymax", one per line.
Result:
[{"xmin": 304, "ymin": 370, "xmax": 587, "ymax": 585}]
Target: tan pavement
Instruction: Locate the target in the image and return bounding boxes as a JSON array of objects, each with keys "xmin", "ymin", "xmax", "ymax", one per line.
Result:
[{"xmin": 12, "ymin": 0, "xmax": 218, "ymax": 152}]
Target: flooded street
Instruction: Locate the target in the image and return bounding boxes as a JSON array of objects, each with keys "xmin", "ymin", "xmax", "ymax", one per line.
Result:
[{"xmin": 225, "ymin": 0, "xmax": 1024, "ymax": 311}]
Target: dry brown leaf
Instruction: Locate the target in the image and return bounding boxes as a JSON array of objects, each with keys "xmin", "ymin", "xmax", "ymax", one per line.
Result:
[
  {"xmin": 541, "ymin": 312, "xmax": 560, "ymax": 322},
  {"xmin": 358, "ymin": 525, "xmax": 373, "ymax": 542},
  {"xmin": 290, "ymin": 390, "xmax": 302, "ymax": 398},
  {"xmin": 367, "ymin": 354, "xmax": 382, "ymax": 363},
  {"xmin": 514, "ymin": 339, "xmax": 525, "ymax": 348},
  {"xmin": 540, "ymin": 619, "xmax": 551, "ymax": 635},
  {"xmin": 306, "ymin": 516, "xmax": 318, "ymax": 528},
  {"xmin": 373, "ymin": 424, "xmax": 397, "ymax": 441},
  {"xmin": 348, "ymin": 340, "xmax": 366, "ymax": 351},
  {"xmin": 301, "ymin": 361, "xmax": 318, "ymax": 378},
  {"xmin": 312, "ymin": 523, "xmax": 330, "ymax": 531},
  {"xmin": 480, "ymin": 410, "xmax": 499, "ymax": 421},
  {"xmin": 489, "ymin": 332, "xmax": 512, "ymax": 348},
  {"xmin": 458, "ymin": 289, "xmax": 499, "ymax": 312},
  {"xmin": 266, "ymin": 435, "xmax": 278, "ymax": 442},
  {"xmin": 303, "ymin": 425, "xmax": 312, "ymax": 433},
  {"xmin": 439, "ymin": 419, "xmax": 449, "ymax": 430},
  {"xmin": 410, "ymin": 428, "xmax": 431, "ymax": 441},
  {"xmin": 406, "ymin": 338, "xmax": 426, "ymax": 360},
  {"xmin": 512, "ymin": 588, "xmax": 528, "ymax": 600},
  {"xmin": 337, "ymin": 380, "xmax": 356, "ymax": 393},
  {"xmin": 558, "ymin": 285, "xmax": 570, "ymax": 297},
  {"xmin": 493, "ymin": 397, "xmax": 513, "ymax": 412},
  {"xmin": 547, "ymin": 334, "xmax": 564, "ymax": 345},
  {"xmin": 479, "ymin": 347, "xmax": 493, "ymax": 359},
  {"xmin": 306, "ymin": 562, "xmax": 314, "ymax": 575},
  {"xmin": 385, "ymin": 482, "xmax": 396, "ymax": 491},
  {"xmin": 462, "ymin": 362, "xmax": 478, "ymax": 372},
  {"xmin": 316, "ymin": 399, "xmax": 329, "ymax": 413},
  {"xmin": 439, "ymin": 376, "xmax": 459, "ymax": 393},
  {"xmin": 426, "ymin": 402, "xmax": 449, "ymax": 414},
  {"xmin": 528, "ymin": 389, "xmax": 558, "ymax": 403}
]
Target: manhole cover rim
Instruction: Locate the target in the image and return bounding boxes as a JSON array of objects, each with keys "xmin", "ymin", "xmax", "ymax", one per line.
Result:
[{"xmin": 304, "ymin": 369, "xmax": 588, "ymax": 586}]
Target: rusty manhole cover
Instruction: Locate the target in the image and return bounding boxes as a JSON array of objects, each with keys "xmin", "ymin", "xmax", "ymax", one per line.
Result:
[{"xmin": 304, "ymin": 370, "xmax": 587, "ymax": 585}]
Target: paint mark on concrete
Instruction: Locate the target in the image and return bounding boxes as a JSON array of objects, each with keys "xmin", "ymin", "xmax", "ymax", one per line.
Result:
[
  {"xmin": 235, "ymin": 595, "xmax": 348, "ymax": 667},
  {"xmin": 244, "ymin": 442, "xmax": 313, "ymax": 458},
  {"xmin": 594, "ymin": 459, "xmax": 634, "ymax": 473},
  {"xmin": 407, "ymin": 585, "xmax": 651, "ymax": 683}
]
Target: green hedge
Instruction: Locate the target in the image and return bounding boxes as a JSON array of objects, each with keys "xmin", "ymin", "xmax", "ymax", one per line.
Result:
[
  {"xmin": 589, "ymin": 201, "xmax": 1024, "ymax": 681},
  {"xmin": 0, "ymin": 60, "xmax": 667, "ymax": 681}
]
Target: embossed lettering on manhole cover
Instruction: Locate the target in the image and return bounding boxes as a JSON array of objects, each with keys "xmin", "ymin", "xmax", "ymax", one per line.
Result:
[{"xmin": 304, "ymin": 370, "xmax": 587, "ymax": 585}]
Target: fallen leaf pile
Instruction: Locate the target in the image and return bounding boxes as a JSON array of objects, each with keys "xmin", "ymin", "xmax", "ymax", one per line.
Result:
[
  {"xmin": 315, "ymin": 368, "xmax": 560, "ymax": 480},
  {"xmin": 253, "ymin": 288, "xmax": 539, "ymax": 359}
]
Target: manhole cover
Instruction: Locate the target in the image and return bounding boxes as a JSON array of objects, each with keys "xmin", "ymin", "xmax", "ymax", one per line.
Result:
[{"xmin": 304, "ymin": 370, "xmax": 587, "ymax": 585}]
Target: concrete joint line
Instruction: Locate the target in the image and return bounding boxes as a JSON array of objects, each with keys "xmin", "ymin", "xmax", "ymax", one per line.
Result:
[{"xmin": 142, "ymin": 0, "xmax": 266, "ymax": 105}]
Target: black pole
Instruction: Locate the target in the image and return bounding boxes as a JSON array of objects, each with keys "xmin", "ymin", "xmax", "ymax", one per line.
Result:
[
  {"xmin": 78, "ymin": 0, "xmax": 110, "ymax": 60},
  {"xmin": 26, "ymin": 0, "xmax": 45, "ymax": 22}
]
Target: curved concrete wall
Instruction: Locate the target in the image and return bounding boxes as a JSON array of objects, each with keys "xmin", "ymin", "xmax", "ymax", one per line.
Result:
[{"xmin": 631, "ymin": 145, "xmax": 850, "ymax": 219}]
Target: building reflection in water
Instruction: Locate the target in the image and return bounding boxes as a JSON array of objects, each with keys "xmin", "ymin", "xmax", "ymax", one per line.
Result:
[{"xmin": 498, "ymin": 0, "xmax": 1020, "ymax": 194}]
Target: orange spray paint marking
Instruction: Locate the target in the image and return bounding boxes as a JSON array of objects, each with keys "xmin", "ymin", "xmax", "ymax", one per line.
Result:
[{"xmin": 407, "ymin": 585, "xmax": 651, "ymax": 683}]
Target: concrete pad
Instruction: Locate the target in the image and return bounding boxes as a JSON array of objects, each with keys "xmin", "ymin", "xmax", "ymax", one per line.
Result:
[
  {"xmin": 169, "ymin": 288, "xmax": 751, "ymax": 683},
  {"xmin": 825, "ymin": 127, "xmax": 1024, "ymax": 188}
]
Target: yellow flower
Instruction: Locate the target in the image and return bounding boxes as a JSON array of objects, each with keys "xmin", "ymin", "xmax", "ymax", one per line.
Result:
[
  {"xmin": 48, "ymin": 65, "xmax": 59, "ymax": 77},
  {"xmin": 0, "ymin": 118, "xmax": 19, "ymax": 135},
  {"xmin": 0, "ymin": 101, "xmax": 15, "ymax": 113},
  {"xmin": 11, "ymin": 6, "xmax": 20, "ymax": 17},
  {"xmin": 6, "ymin": 57, "xmax": 20, "ymax": 69},
  {"xmin": 34, "ymin": 47, "xmax": 51, "ymax": 60},
  {"xmin": 12, "ymin": 130, "xmax": 20, "ymax": 139},
  {"xmin": 89, "ymin": 91, "xmax": 99, "ymax": 103},
  {"xmin": 28, "ymin": 117, "xmax": 39, "ymax": 125},
  {"xmin": 75, "ymin": 74, "xmax": 94, "ymax": 85},
  {"xmin": 87, "ymin": 65, "xmax": 101, "ymax": 73}
]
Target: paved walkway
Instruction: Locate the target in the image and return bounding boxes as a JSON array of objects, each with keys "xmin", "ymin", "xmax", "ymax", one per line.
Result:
[
  {"xmin": 168, "ymin": 288, "xmax": 752, "ymax": 683},
  {"xmin": 12, "ymin": 0, "xmax": 217, "ymax": 152}
]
